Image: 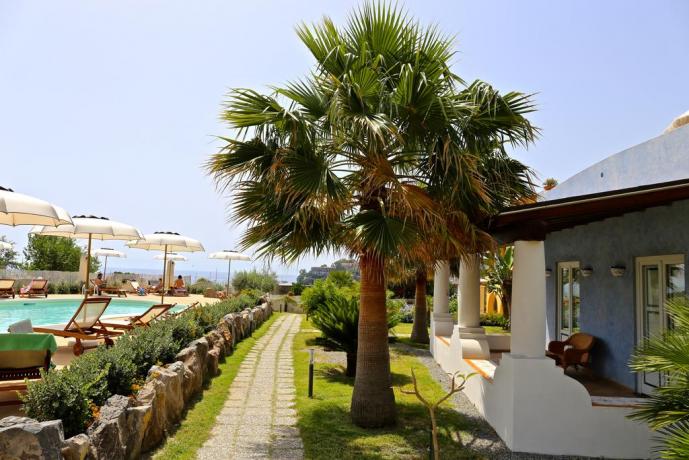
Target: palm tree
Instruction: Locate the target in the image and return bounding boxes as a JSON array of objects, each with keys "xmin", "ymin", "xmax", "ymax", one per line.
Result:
[
  {"xmin": 387, "ymin": 258, "xmax": 432, "ymax": 344},
  {"xmin": 207, "ymin": 2, "xmax": 537, "ymax": 427},
  {"xmin": 629, "ymin": 296, "xmax": 689, "ymax": 459}
]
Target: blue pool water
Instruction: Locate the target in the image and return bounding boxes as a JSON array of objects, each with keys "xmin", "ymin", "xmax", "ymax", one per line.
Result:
[{"xmin": 0, "ymin": 298, "xmax": 166, "ymax": 331}]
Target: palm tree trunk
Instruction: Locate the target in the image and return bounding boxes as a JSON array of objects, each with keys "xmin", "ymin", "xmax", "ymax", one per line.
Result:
[
  {"xmin": 351, "ymin": 252, "xmax": 397, "ymax": 427},
  {"xmin": 346, "ymin": 352, "xmax": 356, "ymax": 377},
  {"xmin": 410, "ymin": 269, "xmax": 429, "ymax": 344}
]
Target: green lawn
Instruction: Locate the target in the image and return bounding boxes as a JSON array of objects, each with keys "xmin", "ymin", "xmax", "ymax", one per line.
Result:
[
  {"xmin": 152, "ymin": 313, "xmax": 281, "ymax": 459},
  {"xmin": 391, "ymin": 322, "xmax": 413, "ymax": 336},
  {"xmin": 483, "ymin": 326, "xmax": 510, "ymax": 335},
  {"xmin": 294, "ymin": 319, "xmax": 478, "ymax": 459},
  {"xmin": 394, "ymin": 321, "xmax": 510, "ymax": 337}
]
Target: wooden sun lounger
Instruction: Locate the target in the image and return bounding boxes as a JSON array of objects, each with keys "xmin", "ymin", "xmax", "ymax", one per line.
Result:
[
  {"xmin": 32, "ymin": 297, "xmax": 122, "ymax": 355},
  {"xmin": 90, "ymin": 280, "xmax": 127, "ymax": 297},
  {"xmin": 101, "ymin": 303, "xmax": 175, "ymax": 330},
  {"xmin": 20, "ymin": 279, "xmax": 48, "ymax": 298},
  {"xmin": 0, "ymin": 333, "xmax": 56, "ymax": 406},
  {"xmin": 0, "ymin": 279, "xmax": 16, "ymax": 298}
]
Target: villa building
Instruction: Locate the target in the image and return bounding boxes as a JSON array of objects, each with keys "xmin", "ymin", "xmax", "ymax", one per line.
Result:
[{"xmin": 431, "ymin": 111, "xmax": 689, "ymax": 458}]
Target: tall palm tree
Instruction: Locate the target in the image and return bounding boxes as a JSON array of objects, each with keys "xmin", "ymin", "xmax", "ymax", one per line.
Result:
[
  {"xmin": 207, "ymin": 2, "xmax": 537, "ymax": 427},
  {"xmin": 386, "ymin": 257, "xmax": 432, "ymax": 344}
]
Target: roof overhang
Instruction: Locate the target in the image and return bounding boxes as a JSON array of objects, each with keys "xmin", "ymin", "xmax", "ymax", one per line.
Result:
[{"xmin": 488, "ymin": 178, "xmax": 689, "ymax": 244}]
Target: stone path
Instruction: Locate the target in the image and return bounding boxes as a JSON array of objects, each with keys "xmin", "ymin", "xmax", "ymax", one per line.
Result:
[{"xmin": 197, "ymin": 313, "xmax": 303, "ymax": 460}]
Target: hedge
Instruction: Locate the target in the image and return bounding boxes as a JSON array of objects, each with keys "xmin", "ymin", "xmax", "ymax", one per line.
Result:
[{"xmin": 22, "ymin": 293, "xmax": 260, "ymax": 437}]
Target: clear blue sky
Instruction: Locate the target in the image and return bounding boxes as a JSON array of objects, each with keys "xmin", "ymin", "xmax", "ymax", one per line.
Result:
[{"xmin": 1, "ymin": 0, "xmax": 688, "ymax": 280}]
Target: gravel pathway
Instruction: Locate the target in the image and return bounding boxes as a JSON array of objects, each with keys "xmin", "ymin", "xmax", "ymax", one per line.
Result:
[
  {"xmin": 197, "ymin": 313, "xmax": 304, "ymax": 460},
  {"xmin": 395, "ymin": 343, "xmax": 594, "ymax": 460}
]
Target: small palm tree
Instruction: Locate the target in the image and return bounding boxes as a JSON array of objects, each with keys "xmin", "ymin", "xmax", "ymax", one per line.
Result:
[
  {"xmin": 629, "ymin": 296, "xmax": 689, "ymax": 459},
  {"xmin": 207, "ymin": 2, "xmax": 536, "ymax": 427},
  {"xmin": 311, "ymin": 295, "xmax": 399, "ymax": 377}
]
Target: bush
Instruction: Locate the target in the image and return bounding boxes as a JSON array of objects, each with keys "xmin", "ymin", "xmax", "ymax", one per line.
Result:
[
  {"xmin": 188, "ymin": 277, "xmax": 224, "ymax": 295},
  {"xmin": 290, "ymin": 281, "xmax": 305, "ymax": 296},
  {"xmin": 310, "ymin": 294, "xmax": 400, "ymax": 377},
  {"xmin": 232, "ymin": 269, "xmax": 277, "ymax": 293},
  {"xmin": 480, "ymin": 313, "xmax": 509, "ymax": 329},
  {"xmin": 22, "ymin": 291, "xmax": 262, "ymax": 437}
]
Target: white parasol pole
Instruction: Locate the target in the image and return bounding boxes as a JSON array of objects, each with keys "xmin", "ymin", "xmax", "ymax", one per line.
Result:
[
  {"xmin": 85, "ymin": 233, "xmax": 92, "ymax": 298},
  {"xmin": 161, "ymin": 244, "xmax": 168, "ymax": 303}
]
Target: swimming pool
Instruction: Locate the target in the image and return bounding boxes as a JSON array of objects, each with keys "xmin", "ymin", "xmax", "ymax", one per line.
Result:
[{"xmin": 0, "ymin": 298, "xmax": 165, "ymax": 332}]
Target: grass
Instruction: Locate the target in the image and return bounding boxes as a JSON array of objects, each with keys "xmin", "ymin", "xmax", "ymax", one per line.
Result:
[
  {"xmin": 294, "ymin": 319, "xmax": 478, "ymax": 459},
  {"xmin": 391, "ymin": 322, "xmax": 413, "ymax": 336},
  {"xmin": 152, "ymin": 313, "xmax": 281, "ymax": 459},
  {"xmin": 483, "ymin": 326, "xmax": 510, "ymax": 335}
]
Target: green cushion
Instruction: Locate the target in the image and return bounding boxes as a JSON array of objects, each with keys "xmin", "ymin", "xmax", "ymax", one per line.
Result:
[{"xmin": 0, "ymin": 333, "xmax": 58, "ymax": 353}]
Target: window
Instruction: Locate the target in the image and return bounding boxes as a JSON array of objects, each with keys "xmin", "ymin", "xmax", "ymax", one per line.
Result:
[{"xmin": 557, "ymin": 261, "xmax": 580, "ymax": 341}]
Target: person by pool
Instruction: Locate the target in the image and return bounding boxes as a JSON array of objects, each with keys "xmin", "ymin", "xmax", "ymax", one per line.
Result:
[
  {"xmin": 93, "ymin": 273, "xmax": 105, "ymax": 295},
  {"xmin": 173, "ymin": 276, "xmax": 187, "ymax": 296}
]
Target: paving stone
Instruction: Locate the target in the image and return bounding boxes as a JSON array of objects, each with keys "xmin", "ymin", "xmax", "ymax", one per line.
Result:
[{"xmin": 196, "ymin": 314, "xmax": 303, "ymax": 460}]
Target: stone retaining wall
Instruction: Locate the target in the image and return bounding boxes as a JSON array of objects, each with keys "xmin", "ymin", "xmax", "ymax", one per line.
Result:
[{"xmin": 0, "ymin": 302, "xmax": 273, "ymax": 460}]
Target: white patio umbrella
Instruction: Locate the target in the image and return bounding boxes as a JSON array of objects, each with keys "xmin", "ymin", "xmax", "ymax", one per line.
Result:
[
  {"xmin": 31, "ymin": 216, "xmax": 142, "ymax": 297},
  {"xmin": 154, "ymin": 253, "xmax": 187, "ymax": 261},
  {"xmin": 127, "ymin": 232, "xmax": 204, "ymax": 302},
  {"xmin": 93, "ymin": 248, "xmax": 126, "ymax": 279},
  {"xmin": 0, "ymin": 186, "xmax": 72, "ymax": 227},
  {"xmin": 209, "ymin": 250, "xmax": 251, "ymax": 298},
  {"xmin": 0, "ymin": 241, "xmax": 13, "ymax": 250}
]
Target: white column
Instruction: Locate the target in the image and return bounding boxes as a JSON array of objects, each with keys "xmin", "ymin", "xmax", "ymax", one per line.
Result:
[
  {"xmin": 430, "ymin": 261, "xmax": 453, "ymax": 357},
  {"xmin": 510, "ymin": 240, "xmax": 547, "ymax": 358},
  {"xmin": 458, "ymin": 254, "xmax": 482, "ymax": 330}
]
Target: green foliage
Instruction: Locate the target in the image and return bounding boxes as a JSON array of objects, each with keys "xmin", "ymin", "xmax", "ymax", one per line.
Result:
[
  {"xmin": 23, "ymin": 235, "xmax": 100, "ymax": 272},
  {"xmin": 630, "ymin": 296, "xmax": 689, "ymax": 459},
  {"xmin": 188, "ymin": 277, "xmax": 224, "ymax": 295},
  {"xmin": 310, "ymin": 293, "xmax": 400, "ymax": 375},
  {"xmin": 48, "ymin": 281, "xmax": 82, "ymax": 295},
  {"xmin": 301, "ymin": 278, "xmax": 355, "ymax": 316},
  {"xmin": 22, "ymin": 292, "xmax": 261, "ymax": 437},
  {"xmin": 231, "ymin": 269, "xmax": 277, "ymax": 293},
  {"xmin": 483, "ymin": 246, "xmax": 514, "ymax": 319},
  {"xmin": 0, "ymin": 236, "xmax": 18, "ymax": 269},
  {"xmin": 326, "ymin": 270, "xmax": 354, "ymax": 288},
  {"xmin": 480, "ymin": 313, "xmax": 509, "ymax": 329},
  {"xmin": 290, "ymin": 281, "xmax": 305, "ymax": 295},
  {"xmin": 448, "ymin": 296, "xmax": 458, "ymax": 316},
  {"xmin": 207, "ymin": 2, "xmax": 537, "ymax": 265},
  {"xmin": 22, "ymin": 364, "xmax": 104, "ymax": 437}
]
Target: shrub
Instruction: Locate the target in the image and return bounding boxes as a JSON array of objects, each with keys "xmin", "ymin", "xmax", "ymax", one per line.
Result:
[
  {"xmin": 310, "ymin": 295, "xmax": 399, "ymax": 377},
  {"xmin": 188, "ymin": 277, "xmax": 224, "ymax": 295},
  {"xmin": 290, "ymin": 281, "xmax": 305, "ymax": 296},
  {"xmin": 22, "ymin": 291, "xmax": 262, "ymax": 437},
  {"xmin": 480, "ymin": 313, "xmax": 509, "ymax": 329},
  {"xmin": 231, "ymin": 269, "xmax": 277, "ymax": 293},
  {"xmin": 22, "ymin": 364, "xmax": 105, "ymax": 437}
]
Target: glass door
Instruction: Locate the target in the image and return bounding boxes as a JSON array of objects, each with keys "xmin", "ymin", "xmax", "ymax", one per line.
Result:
[
  {"xmin": 557, "ymin": 262, "xmax": 581, "ymax": 341},
  {"xmin": 636, "ymin": 255, "xmax": 685, "ymax": 394}
]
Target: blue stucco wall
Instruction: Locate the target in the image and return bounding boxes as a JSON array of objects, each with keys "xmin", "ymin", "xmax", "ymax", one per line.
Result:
[
  {"xmin": 544, "ymin": 124, "xmax": 689, "ymax": 201},
  {"xmin": 545, "ymin": 199, "xmax": 689, "ymax": 390}
]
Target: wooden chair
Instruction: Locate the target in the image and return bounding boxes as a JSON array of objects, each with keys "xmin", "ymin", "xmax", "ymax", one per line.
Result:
[
  {"xmin": 546, "ymin": 332, "xmax": 595, "ymax": 370},
  {"xmin": 20, "ymin": 279, "xmax": 49, "ymax": 298},
  {"xmin": 101, "ymin": 303, "xmax": 176, "ymax": 330},
  {"xmin": 32, "ymin": 297, "xmax": 122, "ymax": 355},
  {"xmin": 0, "ymin": 332, "xmax": 56, "ymax": 406},
  {"xmin": 89, "ymin": 279, "xmax": 127, "ymax": 297},
  {"xmin": 0, "ymin": 279, "xmax": 16, "ymax": 298}
]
